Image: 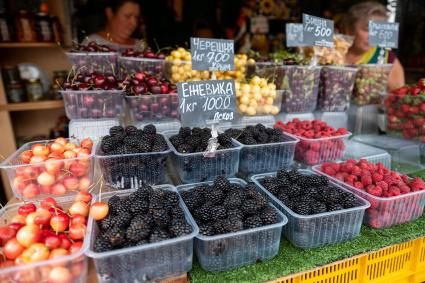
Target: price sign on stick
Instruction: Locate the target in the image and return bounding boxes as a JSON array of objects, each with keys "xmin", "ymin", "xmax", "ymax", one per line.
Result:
[
  {"xmin": 368, "ymin": 20, "xmax": 399, "ymax": 49},
  {"xmin": 302, "ymin": 14, "xmax": 334, "ymax": 48},
  {"xmin": 286, "ymin": 23, "xmax": 304, "ymax": 47},
  {"xmin": 177, "ymin": 80, "xmax": 236, "ymax": 127},
  {"xmin": 190, "ymin": 37, "xmax": 234, "ymax": 71}
]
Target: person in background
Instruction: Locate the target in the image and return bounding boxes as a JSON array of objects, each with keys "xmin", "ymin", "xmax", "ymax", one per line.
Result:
[
  {"xmin": 83, "ymin": 0, "xmax": 141, "ymax": 50},
  {"xmin": 342, "ymin": 1, "xmax": 405, "ymax": 90}
]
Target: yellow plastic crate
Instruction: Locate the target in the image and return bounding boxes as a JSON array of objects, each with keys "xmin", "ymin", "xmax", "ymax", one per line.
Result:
[{"xmin": 270, "ymin": 236, "xmax": 425, "ymax": 283}]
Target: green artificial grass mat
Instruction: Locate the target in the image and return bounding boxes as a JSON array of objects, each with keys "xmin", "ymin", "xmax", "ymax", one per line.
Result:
[{"xmin": 189, "ymin": 214, "xmax": 425, "ymax": 283}]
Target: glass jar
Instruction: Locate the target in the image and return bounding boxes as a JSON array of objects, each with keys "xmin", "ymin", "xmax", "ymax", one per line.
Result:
[
  {"xmin": 6, "ymin": 83, "xmax": 26, "ymax": 103},
  {"xmin": 26, "ymin": 78, "xmax": 44, "ymax": 101},
  {"xmin": 15, "ymin": 10, "xmax": 37, "ymax": 42},
  {"xmin": 1, "ymin": 66, "xmax": 21, "ymax": 85},
  {"xmin": 35, "ymin": 12, "xmax": 52, "ymax": 42}
]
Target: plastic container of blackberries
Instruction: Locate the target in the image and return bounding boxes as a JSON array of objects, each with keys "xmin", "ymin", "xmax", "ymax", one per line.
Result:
[
  {"xmin": 66, "ymin": 52, "xmax": 118, "ymax": 74},
  {"xmin": 0, "ymin": 139, "xmax": 95, "ymax": 200},
  {"xmin": 343, "ymin": 140, "xmax": 391, "ymax": 169},
  {"xmin": 277, "ymin": 65, "xmax": 321, "ymax": 113},
  {"xmin": 281, "ymin": 131, "xmax": 351, "ymax": 166},
  {"xmin": 61, "ymin": 90, "xmax": 125, "ymax": 119},
  {"xmin": 312, "ymin": 163, "xmax": 425, "ymax": 229},
  {"xmin": 317, "ymin": 66, "xmax": 357, "ymax": 111},
  {"xmin": 221, "ymin": 125, "xmax": 299, "ymax": 175},
  {"xmin": 125, "ymin": 93, "xmax": 180, "ymax": 123},
  {"xmin": 87, "ymin": 186, "xmax": 199, "ymax": 283},
  {"xmin": 95, "ymin": 134, "xmax": 172, "ymax": 189},
  {"xmin": 177, "ymin": 178, "xmax": 287, "ymax": 272},
  {"xmin": 118, "ymin": 56, "xmax": 167, "ymax": 76},
  {"xmin": 251, "ymin": 170, "xmax": 369, "ymax": 248},
  {"xmin": 0, "ymin": 195, "xmax": 94, "ymax": 282},
  {"xmin": 163, "ymin": 131, "xmax": 242, "ymax": 183}
]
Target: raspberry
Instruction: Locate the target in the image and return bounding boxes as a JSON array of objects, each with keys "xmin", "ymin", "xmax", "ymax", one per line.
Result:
[
  {"xmin": 376, "ymin": 181, "xmax": 388, "ymax": 191},
  {"xmin": 389, "ymin": 186, "xmax": 401, "ymax": 196},
  {"xmin": 354, "ymin": 182, "xmax": 364, "ymax": 190},
  {"xmin": 346, "ymin": 159, "xmax": 356, "ymax": 164},
  {"xmin": 330, "ymin": 163, "xmax": 340, "ymax": 172},
  {"xmin": 384, "ymin": 175, "xmax": 398, "ymax": 186},
  {"xmin": 345, "ymin": 174, "xmax": 357, "ymax": 183},
  {"xmin": 335, "ymin": 172, "xmax": 345, "ymax": 182},
  {"xmin": 366, "ymin": 185, "xmax": 382, "ymax": 197},
  {"xmin": 309, "ymin": 142, "xmax": 321, "ymax": 152},
  {"xmin": 400, "ymin": 185, "xmax": 411, "ymax": 194},
  {"xmin": 361, "ymin": 169, "xmax": 371, "ymax": 176},
  {"xmin": 352, "ymin": 166, "xmax": 362, "ymax": 176},
  {"xmin": 304, "ymin": 150, "xmax": 320, "ymax": 165},
  {"xmin": 401, "ymin": 175, "xmax": 410, "ymax": 184},
  {"xmin": 367, "ymin": 197, "xmax": 379, "ymax": 209},
  {"xmin": 410, "ymin": 177, "xmax": 425, "ymax": 191},
  {"xmin": 372, "ymin": 173, "xmax": 384, "ymax": 183},
  {"xmin": 361, "ymin": 175, "xmax": 373, "ymax": 186},
  {"xmin": 358, "ymin": 162, "xmax": 370, "ymax": 170}
]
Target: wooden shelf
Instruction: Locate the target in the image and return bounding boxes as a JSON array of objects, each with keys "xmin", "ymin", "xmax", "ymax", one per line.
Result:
[
  {"xmin": 0, "ymin": 100, "xmax": 64, "ymax": 111},
  {"xmin": 0, "ymin": 42, "xmax": 61, "ymax": 48}
]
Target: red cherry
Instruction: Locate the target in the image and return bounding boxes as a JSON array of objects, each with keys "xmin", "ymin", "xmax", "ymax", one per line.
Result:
[{"xmin": 18, "ymin": 203, "xmax": 36, "ymax": 216}]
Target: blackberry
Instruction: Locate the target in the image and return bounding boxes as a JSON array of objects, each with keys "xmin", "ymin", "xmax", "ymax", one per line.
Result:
[
  {"xmin": 340, "ymin": 193, "xmax": 357, "ymax": 208},
  {"xmin": 136, "ymin": 185, "xmax": 154, "ymax": 199},
  {"xmin": 169, "ymin": 220, "xmax": 192, "ymax": 237},
  {"xmin": 152, "ymin": 136, "xmax": 168, "ymax": 152},
  {"xmin": 194, "ymin": 203, "xmax": 212, "ymax": 223},
  {"xmin": 125, "ymin": 126, "xmax": 138, "ymax": 136},
  {"xmin": 136, "ymin": 239, "xmax": 149, "ymax": 246},
  {"xmin": 327, "ymin": 203, "xmax": 344, "ymax": 211},
  {"xmin": 210, "ymin": 206, "xmax": 227, "ymax": 219},
  {"xmin": 143, "ymin": 124, "xmax": 156, "ymax": 135},
  {"xmin": 186, "ymin": 135, "xmax": 202, "ymax": 149},
  {"xmin": 123, "ymin": 136, "xmax": 140, "ymax": 149},
  {"xmin": 263, "ymin": 182, "xmax": 281, "ymax": 196},
  {"xmin": 152, "ymin": 209, "xmax": 170, "ymax": 228},
  {"xmin": 114, "ymin": 212, "xmax": 133, "ymax": 228},
  {"xmin": 255, "ymin": 123, "xmax": 266, "ymax": 132},
  {"xmin": 319, "ymin": 187, "xmax": 340, "ymax": 204},
  {"xmin": 177, "ymin": 144, "xmax": 193, "ymax": 153},
  {"xmin": 182, "ymin": 196, "xmax": 198, "ymax": 211},
  {"xmin": 277, "ymin": 192, "xmax": 290, "ymax": 204},
  {"xmin": 241, "ymin": 136, "xmax": 257, "ymax": 145},
  {"xmin": 129, "ymin": 199, "xmax": 149, "ymax": 215},
  {"xmin": 310, "ymin": 202, "xmax": 327, "ymax": 214},
  {"xmin": 276, "ymin": 178, "xmax": 291, "ymax": 189},
  {"xmin": 286, "ymin": 185, "xmax": 303, "ymax": 198},
  {"xmin": 213, "ymin": 176, "xmax": 231, "ymax": 192},
  {"xmin": 139, "ymin": 141, "xmax": 152, "ymax": 153},
  {"xmin": 217, "ymin": 134, "xmax": 232, "ymax": 147},
  {"xmin": 170, "ymin": 135, "xmax": 185, "ymax": 147},
  {"xmin": 105, "ymin": 227, "xmax": 127, "ymax": 247},
  {"xmin": 245, "ymin": 182, "xmax": 259, "ymax": 198},
  {"xmin": 257, "ymin": 132, "xmax": 269, "ymax": 144},
  {"xmin": 199, "ymin": 223, "xmax": 215, "ymax": 236},
  {"xmin": 287, "ymin": 170, "xmax": 303, "ymax": 182},
  {"xmin": 98, "ymin": 215, "xmax": 116, "ymax": 231},
  {"xmin": 261, "ymin": 207, "xmax": 278, "ymax": 225},
  {"xmin": 223, "ymin": 195, "xmax": 242, "ymax": 210},
  {"xmin": 208, "ymin": 188, "xmax": 224, "ymax": 205},
  {"xmin": 109, "ymin": 126, "xmax": 124, "ymax": 137},
  {"xmin": 94, "ymin": 235, "xmax": 113, "ymax": 252},
  {"xmin": 149, "ymin": 190, "xmax": 166, "ymax": 210},
  {"xmin": 241, "ymin": 199, "xmax": 259, "ymax": 216},
  {"xmin": 304, "ymin": 187, "xmax": 320, "ymax": 200},
  {"xmin": 149, "ymin": 228, "xmax": 170, "ymax": 243},
  {"xmin": 224, "ymin": 128, "xmax": 242, "ymax": 139},
  {"xmin": 101, "ymin": 136, "xmax": 115, "ymax": 153},
  {"xmin": 178, "ymin": 127, "xmax": 191, "ymax": 137},
  {"xmin": 171, "ymin": 207, "xmax": 185, "ymax": 220},
  {"xmin": 293, "ymin": 201, "xmax": 311, "ymax": 215},
  {"xmin": 126, "ymin": 219, "xmax": 151, "ymax": 242},
  {"xmin": 222, "ymin": 216, "xmax": 243, "ymax": 233},
  {"xmin": 244, "ymin": 216, "xmax": 263, "ymax": 229},
  {"xmin": 226, "ymin": 208, "xmax": 244, "ymax": 220},
  {"xmin": 253, "ymin": 194, "xmax": 268, "ymax": 210},
  {"xmin": 213, "ymin": 220, "xmax": 227, "ymax": 235}
]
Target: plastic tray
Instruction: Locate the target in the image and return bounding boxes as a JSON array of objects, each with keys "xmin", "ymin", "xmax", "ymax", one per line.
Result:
[
  {"xmin": 312, "ymin": 164, "xmax": 425, "ymax": 228},
  {"xmin": 237, "ymin": 90, "xmax": 282, "ymax": 116},
  {"xmin": 318, "ymin": 66, "xmax": 357, "ymax": 111},
  {"xmin": 0, "ymin": 195, "xmax": 93, "ymax": 282},
  {"xmin": 0, "ymin": 139, "xmax": 95, "ymax": 200},
  {"xmin": 275, "ymin": 112, "xmax": 315, "ymax": 124},
  {"xmin": 343, "ymin": 140, "xmax": 391, "ymax": 169},
  {"xmin": 118, "ymin": 56, "xmax": 167, "ymax": 76},
  {"xmin": 251, "ymin": 170, "xmax": 369, "ymax": 248},
  {"xmin": 69, "ymin": 118, "xmax": 121, "ymax": 142},
  {"xmin": 66, "ymin": 52, "xmax": 118, "ymax": 74},
  {"xmin": 61, "ymin": 90, "xmax": 124, "ymax": 120},
  {"xmin": 314, "ymin": 111, "xmax": 348, "ymax": 130},
  {"xmin": 238, "ymin": 115, "xmax": 276, "ymax": 127},
  {"xmin": 223, "ymin": 125, "xmax": 299, "ymax": 175},
  {"xmin": 283, "ymin": 132, "xmax": 351, "ymax": 166},
  {"xmin": 134, "ymin": 120, "xmax": 182, "ymax": 134},
  {"xmin": 352, "ymin": 64, "xmax": 392, "ymax": 106},
  {"xmin": 348, "ymin": 104, "xmax": 380, "ymax": 135},
  {"xmin": 125, "ymin": 93, "xmax": 179, "ymax": 122},
  {"xmin": 96, "ymin": 135, "xmax": 171, "ymax": 189},
  {"xmin": 164, "ymin": 131, "xmax": 242, "ymax": 183},
  {"xmin": 177, "ymin": 178, "xmax": 287, "ymax": 272},
  {"xmin": 86, "ymin": 186, "xmax": 199, "ymax": 283}
]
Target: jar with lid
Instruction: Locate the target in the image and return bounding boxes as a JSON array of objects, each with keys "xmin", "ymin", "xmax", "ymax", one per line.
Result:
[
  {"xmin": 6, "ymin": 83, "xmax": 26, "ymax": 103},
  {"xmin": 26, "ymin": 79, "xmax": 44, "ymax": 101},
  {"xmin": 15, "ymin": 10, "xmax": 37, "ymax": 42},
  {"xmin": 35, "ymin": 12, "xmax": 53, "ymax": 42}
]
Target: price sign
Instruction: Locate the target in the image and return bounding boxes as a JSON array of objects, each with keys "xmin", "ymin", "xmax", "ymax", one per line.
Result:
[
  {"xmin": 286, "ymin": 23, "xmax": 304, "ymax": 47},
  {"xmin": 190, "ymin": 37, "xmax": 234, "ymax": 71},
  {"xmin": 250, "ymin": 16, "xmax": 269, "ymax": 33},
  {"xmin": 368, "ymin": 20, "xmax": 399, "ymax": 49},
  {"xmin": 302, "ymin": 14, "xmax": 334, "ymax": 48},
  {"xmin": 177, "ymin": 80, "xmax": 236, "ymax": 127}
]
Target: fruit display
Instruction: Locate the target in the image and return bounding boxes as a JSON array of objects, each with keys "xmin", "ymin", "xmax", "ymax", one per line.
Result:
[
  {"xmin": 168, "ymin": 127, "xmax": 241, "ymax": 183},
  {"xmin": 178, "ymin": 177, "xmax": 285, "ymax": 272},
  {"xmin": 88, "ymin": 186, "xmax": 197, "ymax": 282},
  {"xmin": 0, "ymin": 138, "xmax": 94, "ymax": 199},
  {"xmin": 317, "ymin": 66, "xmax": 357, "ymax": 112},
  {"xmin": 224, "ymin": 124, "xmax": 298, "ymax": 174},
  {"xmin": 165, "ymin": 47, "xmax": 210, "ymax": 82},
  {"xmin": 385, "ymin": 79, "xmax": 425, "ymax": 142},
  {"xmin": 274, "ymin": 119, "xmax": 350, "ymax": 165},
  {"xmin": 0, "ymin": 193, "xmax": 93, "ymax": 282},
  {"xmin": 66, "ymin": 41, "xmax": 118, "ymax": 74},
  {"xmin": 235, "ymin": 76, "xmax": 281, "ymax": 116},
  {"xmin": 61, "ymin": 72, "xmax": 124, "ymax": 119},
  {"xmin": 97, "ymin": 125, "xmax": 170, "ymax": 189},
  {"xmin": 306, "ymin": 34, "xmax": 353, "ymax": 65},
  {"xmin": 119, "ymin": 47, "xmax": 167, "ymax": 76},
  {"xmin": 123, "ymin": 71, "xmax": 179, "ymax": 122},
  {"xmin": 253, "ymin": 169, "xmax": 367, "ymax": 248},
  {"xmin": 315, "ymin": 160, "xmax": 425, "ymax": 228},
  {"xmin": 215, "ymin": 54, "xmax": 253, "ymax": 81},
  {"xmin": 351, "ymin": 64, "xmax": 392, "ymax": 106}
]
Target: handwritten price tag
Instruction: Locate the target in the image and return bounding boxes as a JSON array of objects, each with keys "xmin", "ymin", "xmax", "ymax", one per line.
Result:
[
  {"xmin": 190, "ymin": 37, "xmax": 234, "ymax": 71},
  {"xmin": 286, "ymin": 23, "xmax": 304, "ymax": 47},
  {"xmin": 368, "ymin": 20, "xmax": 399, "ymax": 49},
  {"xmin": 302, "ymin": 14, "xmax": 334, "ymax": 48}
]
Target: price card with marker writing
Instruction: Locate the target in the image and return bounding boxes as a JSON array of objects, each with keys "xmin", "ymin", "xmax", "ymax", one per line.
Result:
[
  {"xmin": 368, "ymin": 20, "xmax": 399, "ymax": 49},
  {"xmin": 286, "ymin": 23, "xmax": 304, "ymax": 47},
  {"xmin": 302, "ymin": 14, "xmax": 334, "ymax": 48},
  {"xmin": 190, "ymin": 37, "xmax": 234, "ymax": 71},
  {"xmin": 177, "ymin": 80, "xmax": 236, "ymax": 127}
]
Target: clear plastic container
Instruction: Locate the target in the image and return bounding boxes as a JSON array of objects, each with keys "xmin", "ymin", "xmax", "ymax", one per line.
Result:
[
  {"xmin": 177, "ymin": 178, "xmax": 287, "ymax": 272},
  {"xmin": 312, "ymin": 164, "xmax": 425, "ymax": 229},
  {"xmin": 352, "ymin": 64, "xmax": 392, "ymax": 106},
  {"xmin": 134, "ymin": 120, "xmax": 181, "ymax": 134},
  {"xmin": 318, "ymin": 66, "xmax": 357, "ymax": 111},
  {"xmin": 352, "ymin": 135, "xmax": 424, "ymax": 175},
  {"xmin": 118, "ymin": 56, "xmax": 167, "ymax": 76},
  {"xmin": 86, "ymin": 186, "xmax": 199, "ymax": 283},
  {"xmin": 66, "ymin": 52, "xmax": 118, "ymax": 74},
  {"xmin": 0, "ymin": 195, "xmax": 93, "ymax": 282},
  {"xmin": 61, "ymin": 90, "xmax": 124, "ymax": 120},
  {"xmin": 96, "ymin": 135, "xmax": 171, "ymax": 189},
  {"xmin": 282, "ymin": 132, "xmax": 351, "ymax": 166},
  {"xmin": 125, "ymin": 93, "xmax": 179, "ymax": 122},
  {"xmin": 275, "ymin": 112, "xmax": 315, "ymax": 124},
  {"xmin": 348, "ymin": 104, "xmax": 379, "ymax": 135},
  {"xmin": 278, "ymin": 66, "xmax": 321, "ymax": 113},
  {"xmin": 314, "ymin": 111, "xmax": 348, "ymax": 130},
  {"xmin": 238, "ymin": 115, "xmax": 276, "ymax": 127},
  {"xmin": 225, "ymin": 126, "xmax": 299, "ymax": 175},
  {"xmin": 0, "ymin": 139, "xmax": 95, "ymax": 200},
  {"xmin": 69, "ymin": 118, "xmax": 121, "ymax": 142},
  {"xmin": 237, "ymin": 89, "xmax": 282, "ymax": 116},
  {"xmin": 251, "ymin": 170, "xmax": 369, "ymax": 248},
  {"xmin": 164, "ymin": 60, "xmax": 211, "ymax": 83},
  {"xmin": 164, "ymin": 131, "xmax": 242, "ymax": 183},
  {"xmin": 343, "ymin": 140, "xmax": 391, "ymax": 169}
]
